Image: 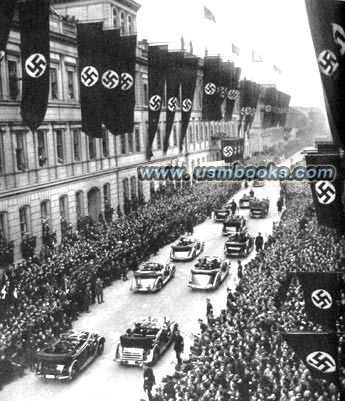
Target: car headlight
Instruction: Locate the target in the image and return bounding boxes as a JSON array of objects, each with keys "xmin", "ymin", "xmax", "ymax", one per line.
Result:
[{"xmin": 56, "ymin": 364, "xmax": 65, "ymax": 372}]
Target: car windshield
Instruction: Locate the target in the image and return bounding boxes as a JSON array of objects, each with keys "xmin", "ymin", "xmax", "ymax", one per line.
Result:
[
  {"xmin": 141, "ymin": 263, "xmax": 162, "ymax": 271},
  {"xmin": 177, "ymin": 238, "xmax": 193, "ymax": 246},
  {"xmin": 194, "ymin": 257, "xmax": 220, "ymax": 270}
]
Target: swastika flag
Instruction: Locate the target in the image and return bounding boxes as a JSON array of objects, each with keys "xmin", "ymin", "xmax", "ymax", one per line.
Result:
[
  {"xmin": 19, "ymin": 0, "xmax": 50, "ymax": 132},
  {"xmin": 0, "ymin": 0, "xmax": 18, "ymax": 56},
  {"xmin": 283, "ymin": 332, "xmax": 338, "ymax": 382},
  {"xmin": 297, "ymin": 272, "xmax": 340, "ymax": 329}
]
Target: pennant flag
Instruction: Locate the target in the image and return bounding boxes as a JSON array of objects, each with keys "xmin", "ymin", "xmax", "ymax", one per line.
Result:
[
  {"xmin": 204, "ymin": 5, "xmax": 216, "ymax": 23},
  {"xmin": 180, "ymin": 55, "xmax": 199, "ymax": 152},
  {"xmin": 202, "ymin": 56, "xmax": 222, "ymax": 121},
  {"xmin": 0, "ymin": 0, "xmax": 18, "ymax": 58},
  {"xmin": 273, "ymin": 64, "xmax": 282, "ymax": 74},
  {"xmin": 164, "ymin": 51, "xmax": 184, "ymax": 153},
  {"xmin": 305, "ymin": 0, "xmax": 345, "ymax": 149},
  {"xmin": 232, "ymin": 43, "xmax": 240, "ymax": 56},
  {"xmin": 221, "ymin": 138, "xmax": 244, "ymax": 163},
  {"xmin": 283, "ymin": 332, "xmax": 338, "ymax": 382},
  {"xmin": 100, "ymin": 29, "xmax": 121, "ymax": 136},
  {"xmin": 19, "ymin": 0, "xmax": 50, "ymax": 133},
  {"xmin": 147, "ymin": 45, "xmax": 168, "ymax": 158},
  {"xmin": 77, "ymin": 22, "xmax": 104, "ymax": 138},
  {"xmin": 297, "ymin": 272, "xmax": 340, "ymax": 329},
  {"xmin": 252, "ymin": 51, "xmax": 263, "ymax": 62},
  {"xmin": 118, "ymin": 34, "xmax": 137, "ymax": 135},
  {"xmin": 225, "ymin": 65, "xmax": 241, "ymax": 121},
  {"xmin": 304, "ymin": 152, "xmax": 345, "ymax": 232}
]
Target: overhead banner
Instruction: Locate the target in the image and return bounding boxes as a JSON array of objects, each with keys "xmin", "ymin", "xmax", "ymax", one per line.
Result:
[
  {"xmin": 225, "ymin": 65, "xmax": 241, "ymax": 121},
  {"xmin": 202, "ymin": 56, "xmax": 221, "ymax": 121},
  {"xmin": 180, "ymin": 55, "xmax": 199, "ymax": 152},
  {"xmin": 305, "ymin": 0, "xmax": 345, "ymax": 148},
  {"xmin": 77, "ymin": 22, "xmax": 104, "ymax": 138},
  {"xmin": 100, "ymin": 29, "xmax": 121, "ymax": 136},
  {"xmin": 147, "ymin": 45, "xmax": 168, "ymax": 158},
  {"xmin": 118, "ymin": 34, "xmax": 137, "ymax": 135},
  {"xmin": 0, "ymin": 0, "xmax": 18, "ymax": 56},
  {"xmin": 297, "ymin": 272, "xmax": 340, "ymax": 329},
  {"xmin": 164, "ymin": 51, "xmax": 184, "ymax": 153},
  {"xmin": 283, "ymin": 332, "xmax": 338, "ymax": 382},
  {"xmin": 221, "ymin": 138, "xmax": 244, "ymax": 163},
  {"xmin": 304, "ymin": 152, "xmax": 345, "ymax": 231},
  {"xmin": 19, "ymin": 0, "xmax": 50, "ymax": 133}
]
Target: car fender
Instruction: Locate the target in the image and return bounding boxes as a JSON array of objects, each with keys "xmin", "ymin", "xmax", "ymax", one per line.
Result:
[
  {"xmin": 68, "ymin": 360, "xmax": 79, "ymax": 380},
  {"xmin": 115, "ymin": 343, "xmax": 122, "ymax": 360}
]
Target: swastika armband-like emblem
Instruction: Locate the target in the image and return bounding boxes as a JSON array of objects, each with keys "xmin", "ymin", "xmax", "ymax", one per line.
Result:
[
  {"xmin": 102, "ymin": 70, "xmax": 119, "ymax": 89},
  {"xmin": 306, "ymin": 351, "xmax": 336, "ymax": 373},
  {"xmin": 227, "ymin": 89, "xmax": 238, "ymax": 100},
  {"xmin": 311, "ymin": 289, "xmax": 332, "ymax": 309},
  {"xmin": 223, "ymin": 146, "xmax": 233, "ymax": 158},
  {"xmin": 315, "ymin": 181, "xmax": 336, "ymax": 204},
  {"xmin": 149, "ymin": 95, "xmax": 162, "ymax": 111},
  {"xmin": 25, "ymin": 53, "xmax": 47, "ymax": 78},
  {"xmin": 318, "ymin": 50, "xmax": 339, "ymax": 76},
  {"xmin": 182, "ymin": 98, "xmax": 192, "ymax": 112},
  {"xmin": 81, "ymin": 66, "xmax": 99, "ymax": 87},
  {"xmin": 120, "ymin": 72, "xmax": 134, "ymax": 91},
  {"xmin": 205, "ymin": 82, "xmax": 216, "ymax": 95},
  {"xmin": 168, "ymin": 97, "xmax": 177, "ymax": 112}
]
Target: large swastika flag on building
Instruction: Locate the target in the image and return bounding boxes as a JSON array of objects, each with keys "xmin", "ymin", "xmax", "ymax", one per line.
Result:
[
  {"xmin": 304, "ymin": 152, "xmax": 345, "ymax": 231},
  {"xmin": 283, "ymin": 332, "xmax": 338, "ymax": 382},
  {"xmin": 180, "ymin": 55, "xmax": 199, "ymax": 152},
  {"xmin": 100, "ymin": 29, "xmax": 121, "ymax": 136},
  {"xmin": 305, "ymin": 0, "xmax": 345, "ymax": 149},
  {"xmin": 297, "ymin": 272, "xmax": 340, "ymax": 329},
  {"xmin": 19, "ymin": 0, "xmax": 50, "ymax": 132},
  {"xmin": 225, "ymin": 65, "xmax": 241, "ymax": 121},
  {"xmin": 221, "ymin": 138, "xmax": 244, "ymax": 163},
  {"xmin": 164, "ymin": 51, "xmax": 184, "ymax": 153},
  {"xmin": 202, "ymin": 56, "xmax": 221, "ymax": 121},
  {"xmin": 118, "ymin": 34, "xmax": 137, "ymax": 135},
  {"xmin": 0, "ymin": 0, "xmax": 18, "ymax": 57},
  {"xmin": 147, "ymin": 45, "xmax": 168, "ymax": 158},
  {"xmin": 77, "ymin": 22, "xmax": 104, "ymax": 138}
]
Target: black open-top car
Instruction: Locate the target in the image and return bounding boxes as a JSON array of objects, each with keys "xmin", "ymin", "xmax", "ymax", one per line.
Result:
[{"xmin": 35, "ymin": 331, "xmax": 105, "ymax": 380}]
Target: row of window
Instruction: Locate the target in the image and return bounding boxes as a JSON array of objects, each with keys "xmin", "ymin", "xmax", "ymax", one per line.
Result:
[{"xmin": 112, "ymin": 7, "xmax": 135, "ymax": 35}]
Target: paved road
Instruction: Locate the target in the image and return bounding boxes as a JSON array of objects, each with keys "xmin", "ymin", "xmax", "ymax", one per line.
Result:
[{"xmin": 4, "ymin": 150, "xmax": 306, "ymax": 401}]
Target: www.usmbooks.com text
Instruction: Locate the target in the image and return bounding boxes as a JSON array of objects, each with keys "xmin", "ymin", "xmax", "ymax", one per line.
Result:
[{"xmin": 137, "ymin": 162, "xmax": 336, "ymax": 182}]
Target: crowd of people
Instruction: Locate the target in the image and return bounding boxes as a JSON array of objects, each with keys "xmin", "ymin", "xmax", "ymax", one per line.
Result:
[
  {"xmin": 0, "ymin": 181, "xmax": 240, "ymax": 387},
  {"xmin": 150, "ymin": 182, "xmax": 344, "ymax": 401}
]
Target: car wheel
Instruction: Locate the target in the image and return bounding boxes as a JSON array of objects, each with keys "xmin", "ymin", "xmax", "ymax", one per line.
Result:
[
  {"xmin": 171, "ymin": 268, "xmax": 175, "ymax": 278},
  {"xmin": 156, "ymin": 280, "xmax": 163, "ymax": 290},
  {"xmin": 97, "ymin": 340, "xmax": 105, "ymax": 355},
  {"xmin": 69, "ymin": 362, "xmax": 79, "ymax": 381}
]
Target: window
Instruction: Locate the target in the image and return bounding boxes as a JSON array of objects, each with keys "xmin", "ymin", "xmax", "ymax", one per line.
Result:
[
  {"xmin": 128, "ymin": 132, "xmax": 133, "ymax": 153},
  {"xmin": 8, "ymin": 59, "xmax": 19, "ymax": 100},
  {"xmin": 0, "ymin": 212, "xmax": 8, "ymax": 240},
  {"xmin": 0, "ymin": 135, "xmax": 4, "ymax": 174},
  {"xmin": 103, "ymin": 183, "xmax": 111, "ymax": 206},
  {"xmin": 127, "ymin": 15, "xmax": 134, "ymax": 34},
  {"xmin": 76, "ymin": 191, "xmax": 84, "ymax": 217},
  {"xmin": 41, "ymin": 200, "xmax": 50, "ymax": 219},
  {"xmin": 120, "ymin": 11, "xmax": 126, "ymax": 34},
  {"xmin": 56, "ymin": 130, "xmax": 64, "ymax": 163},
  {"xmin": 15, "ymin": 132, "xmax": 25, "ymax": 171},
  {"xmin": 37, "ymin": 131, "xmax": 47, "ymax": 167},
  {"xmin": 67, "ymin": 69, "xmax": 75, "ymax": 100},
  {"xmin": 135, "ymin": 126, "xmax": 141, "ymax": 152},
  {"xmin": 59, "ymin": 195, "xmax": 68, "ymax": 220},
  {"xmin": 112, "ymin": 7, "xmax": 118, "ymax": 27},
  {"xmin": 0, "ymin": 67, "xmax": 3, "ymax": 99},
  {"xmin": 102, "ymin": 129, "xmax": 109, "ymax": 157},
  {"xmin": 156, "ymin": 128, "xmax": 162, "ymax": 149},
  {"xmin": 200, "ymin": 124, "xmax": 204, "ymax": 142},
  {"xmin": 195, "ymin": 124, "xmax": 199, "ymax": 143},
  {"xmin": 137, "ymin": 180, "xmax": 144, "ymax": 200},
  {"xmin": 189, "ymin": 127, "xmax": 194, "ymax": 143},
  {"xmin": 73, "ymin": 129, "xmax": 80, "ymax": 161},
  {"xmin": 130, "ymin": 176, "xmax": 137, "ymax": 198},
  {"xmin": 50, "ymin": 68, "xmax": 58, "ymax": 100},
  {"xmin": 19, "ymin": 206, "xmax": 30, "ymax": 238},
  {"xmin": 120, "ymin": 134, "xmax": 126, "ymax": 154},
  {"xmin": 89, "ymin": 137, "xmax": 96, "ymax": 160},
  {"xmin": 173, "ymin": 126, "xmax": 178, "ymax": 147},
  {"xmin": 143, "ymin": 83, "xmax": 148, "ymax": 105},
  {"xmin": 205, "ymin": 124, "xmax": 209, "ymax": 141},
  {"xmin": 123, "ymin": 178, "xmax": 129, "ymax": 200}
]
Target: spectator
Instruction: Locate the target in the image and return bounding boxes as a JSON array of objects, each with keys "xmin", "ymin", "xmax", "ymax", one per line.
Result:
[
  {"xmin": 95, "ymin": 278, "xmax": 104, "ymax": 304},
  {"xmin": 255, "ymin": 232, "xmax": 264, "ymax": 252},
  {"xmin": 173, "ymin": 330, "xmax": 184, "ymax": 365},
  {"xmin": 143, "ymin": 363, "xmax": 156, "ymax": 401}
]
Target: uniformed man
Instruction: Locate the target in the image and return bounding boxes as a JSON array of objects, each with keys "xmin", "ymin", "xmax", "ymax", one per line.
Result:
[
  {"xmin": 173, "ymin": 330, "xmax": 184, "ymax": 365},
  {"xmin": 143, "ymin": 363, "xmax": 156, "ymax": 401},
  {"xmin": 206, "ymin": 298, "xmax": 213, "ymax": 324},
  {"xmin": 255, "ymin": 232, "xmax": 264, "ymax": 252}
]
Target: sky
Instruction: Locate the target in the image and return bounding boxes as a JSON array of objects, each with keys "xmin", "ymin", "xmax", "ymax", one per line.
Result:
[{"xmin": 136, "ymin": 0, "xmax": 325, "ymax": 108}]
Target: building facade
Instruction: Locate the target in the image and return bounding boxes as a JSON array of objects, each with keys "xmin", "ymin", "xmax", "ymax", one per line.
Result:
[{"xmin": 0, "ymin": 0, "xmax": 240, "ymax": 262}]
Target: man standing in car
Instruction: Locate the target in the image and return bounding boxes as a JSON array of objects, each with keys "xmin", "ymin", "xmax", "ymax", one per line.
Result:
[{"xmin": 174, "ymin": 330, "xmax": 184, "ymax": 365}]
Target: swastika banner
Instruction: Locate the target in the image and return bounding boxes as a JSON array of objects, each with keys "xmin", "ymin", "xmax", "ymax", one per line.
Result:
[
  {"xmin": 224, "ymin": 64, "xmax": 241, "ymax": 121},
  {"xmin": 0, "ymin": 0, "xmax": 18, "ymax": 56},
  {"xmin": 305, "ymin": 152, "xmax": 345, "ymax": 232},
  {"xmin": 297, "ymin": 272, "xmax": 340, "ymax": 329},
  {"xmin": 202, "ymin": 56, "xmax": 222, "ymax": 121},
  {"xmin": 221, "ymin": 138, "xmax": 244, "ymax": 163},
  {"xmin": 77, "ymin": 22, "xmax": 104, "ymax": 138},
  {"xmin": 283, "ymin": 332, "xmax": 338, "ymax": 382},
  {"xmin": 100, "ymin": 29, "xmax": 121, "ymax": 136},
  {"xmin": 19, "ymin": 0, "xmax": 50, "ymax": 132}
]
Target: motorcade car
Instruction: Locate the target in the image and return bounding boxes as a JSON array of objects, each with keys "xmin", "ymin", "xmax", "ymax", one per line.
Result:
[
  {"xmin": 130, "ymin": 262, "xmax": 175, "ymax": 292},
  {"xmin": 188, "ymin": 256, "xmax": 231, "ymax": 290},
  {"xmin": 170, "ymin": 237, "xmax": 204, "ymax": 261}
]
